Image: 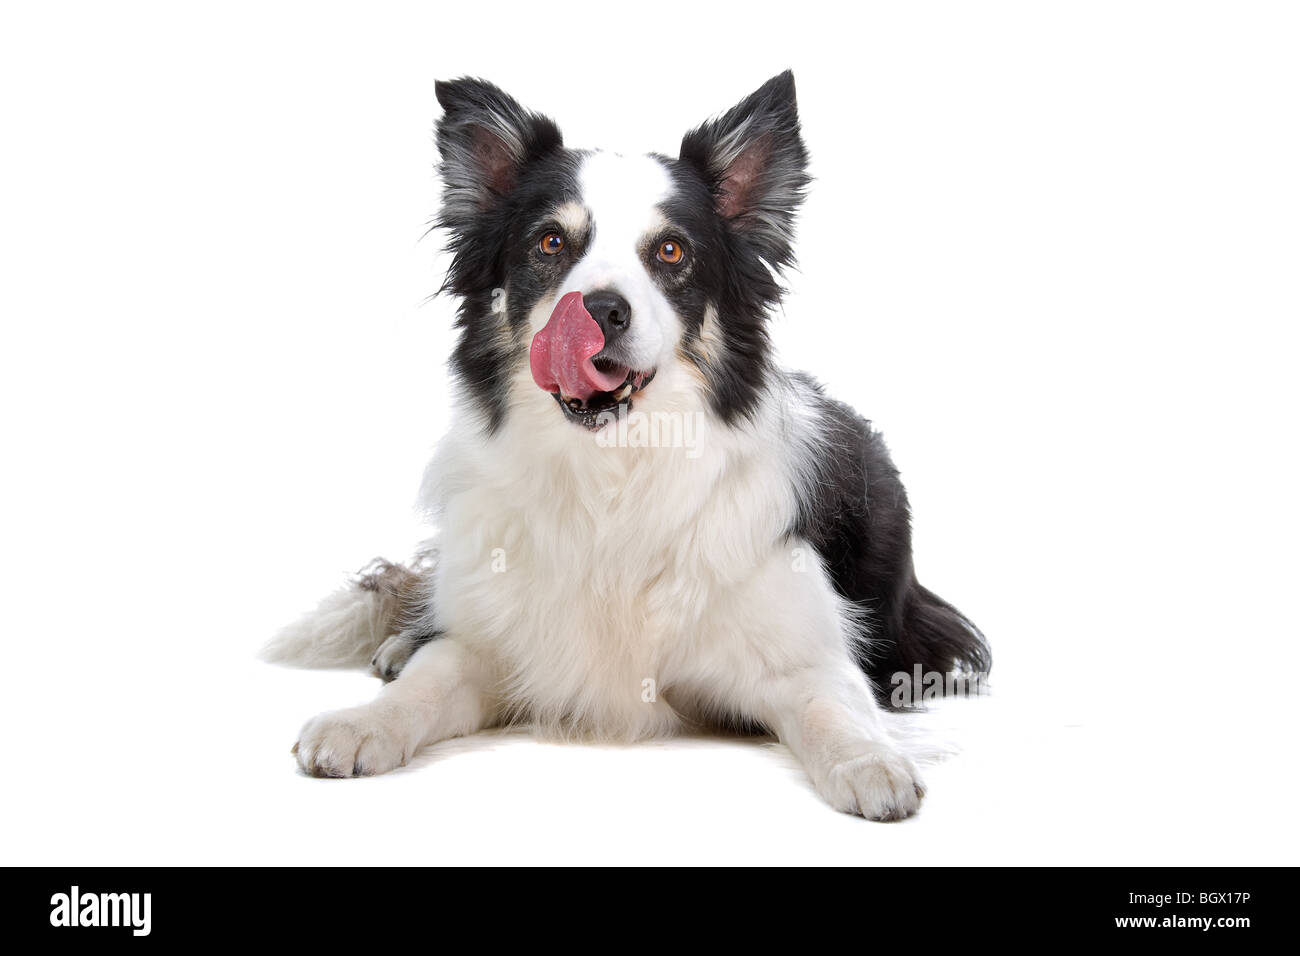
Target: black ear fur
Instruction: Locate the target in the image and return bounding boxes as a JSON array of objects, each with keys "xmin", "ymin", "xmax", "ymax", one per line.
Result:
[
  {"xmin": 679, "ymin": 71, "xmax": 810, "ymax": 270},
  {"xmin": 434, "ymin": 78, "xmax": 563, "ymax": 234}
]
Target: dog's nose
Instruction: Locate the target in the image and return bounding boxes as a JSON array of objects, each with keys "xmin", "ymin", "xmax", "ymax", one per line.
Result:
[{"xmin": 584, "ymin": 290, "xmax": 631, "ymax": 342}]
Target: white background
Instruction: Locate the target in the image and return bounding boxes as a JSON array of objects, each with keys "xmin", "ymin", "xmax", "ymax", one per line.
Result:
[{"xmin": 2, "ymin": 1, "xmax": 1297, "ymax": 865}]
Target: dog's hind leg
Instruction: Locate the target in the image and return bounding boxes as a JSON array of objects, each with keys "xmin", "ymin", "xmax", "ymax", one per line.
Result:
[
  {"xmin": 261, "ymin": 548, "xmax": 438, "ymax": 674},
  {"xmin": 371, "ymin": 626, "xmax": 443, "ymax": 683},
  {"xmin": 363, "ymin": 547, "xmax": 442, "ymax": 682}
]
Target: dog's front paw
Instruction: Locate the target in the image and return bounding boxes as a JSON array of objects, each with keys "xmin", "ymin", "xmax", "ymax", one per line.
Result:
[
  {"xmin": 292, "ymin": 706, "xmax": 411, "ymax": 778},
  {"xmin": 821, "ymin": 745, "xmax": 925, "ymax": 821}
]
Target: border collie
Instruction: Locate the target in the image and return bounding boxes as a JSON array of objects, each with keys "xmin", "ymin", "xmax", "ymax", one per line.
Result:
[{"xmin": 264, "ymin": 71, "xmax": 990, "ymax": 820}]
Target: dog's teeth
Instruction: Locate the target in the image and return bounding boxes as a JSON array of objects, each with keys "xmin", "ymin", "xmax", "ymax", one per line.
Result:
[{"xmin": 614, "ymin": 383, "xmax": 632, "ymax": 401}]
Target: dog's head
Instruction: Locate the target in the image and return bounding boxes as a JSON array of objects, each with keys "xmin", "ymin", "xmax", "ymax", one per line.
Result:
[{"xmin": 435, "ymin": 72, "xmax": 808, "ymax": 433}]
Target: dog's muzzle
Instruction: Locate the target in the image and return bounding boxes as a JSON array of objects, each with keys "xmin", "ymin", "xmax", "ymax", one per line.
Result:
[{"xmin": 530, "ymin": 291, "xmax": 656, "ymax": 429}]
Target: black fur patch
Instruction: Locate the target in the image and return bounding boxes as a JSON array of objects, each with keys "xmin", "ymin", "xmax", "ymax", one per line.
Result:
[
  {"xmin": 435, "ymin": 77, "xmax": 582, "ymax": 433},
  {"xmin": 656, "ymin": 70, "xmax": 811, "ymax": 424},
  {"xmin": 790, "ymin": 374, "xmax": 991, "ymax": 700}
]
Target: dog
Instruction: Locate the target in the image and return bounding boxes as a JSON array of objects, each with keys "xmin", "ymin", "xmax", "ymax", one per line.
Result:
[{"xmin": 264, "ymin": 71, "xmax": 990, "ymax": 820}]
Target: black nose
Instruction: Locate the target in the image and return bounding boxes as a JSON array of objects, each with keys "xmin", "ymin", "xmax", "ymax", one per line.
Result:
[{"xmin": 584, "ymin": 290, "xmax": 631, "ymax": 343}]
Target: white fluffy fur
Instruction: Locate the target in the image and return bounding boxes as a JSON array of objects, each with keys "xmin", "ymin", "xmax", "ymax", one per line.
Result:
[
  {"xmin": 284, "ymin": 153, "xmax": 925, "ymax": 819},
  {"xmin": 556, "ymin": 153, "xmax": 678, "ymax": 373},
  {"xmin": 262, "ymin": 584, "xmax": 393, "ymax": 669}
]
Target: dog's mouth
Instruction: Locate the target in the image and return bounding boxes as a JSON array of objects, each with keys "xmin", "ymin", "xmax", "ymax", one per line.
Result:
[
  {"xmin": 552, "ymin": 365, "xmax": 657, "ymax": 429},
  {"xmin": 530, "ymin": 291, "xmax": 656, "ymax": 430}
]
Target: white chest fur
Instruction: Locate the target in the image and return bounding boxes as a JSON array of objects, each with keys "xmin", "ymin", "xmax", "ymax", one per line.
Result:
[{"xmin": 422, "ymin": 373, "xmax": 816, "ymax": 739}]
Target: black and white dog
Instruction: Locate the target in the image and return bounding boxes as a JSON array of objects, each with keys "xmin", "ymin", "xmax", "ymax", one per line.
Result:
[{"xmin": 266, "ymin": 72, "xmax": 989, "ymax": 820}]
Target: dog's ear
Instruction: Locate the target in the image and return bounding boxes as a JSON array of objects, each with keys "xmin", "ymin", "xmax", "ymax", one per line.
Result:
[
  {"xmin": 679, "ymin": 71, "xmax": 810, "ymax": 270},
  {"xmin": 435, "ymin": 78, "xmax": 563, "ymax": 233}
]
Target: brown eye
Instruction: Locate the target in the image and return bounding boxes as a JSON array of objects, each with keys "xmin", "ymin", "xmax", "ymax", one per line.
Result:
[
  {"xmin": 539, "ymin": 231, "xmax": 565, "ymax": 255},
  {"xmin": 657, "ymin": 239, "xmax": 684, "ymax": 264}
]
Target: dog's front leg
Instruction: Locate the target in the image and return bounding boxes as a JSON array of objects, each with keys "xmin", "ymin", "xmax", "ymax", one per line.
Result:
[
  {"xmin": 710, "ymin": 547, "xmax": 925, "ymax": 819},
  {"xmin": 293, "ymin": 637, "xmax": 491, "ymax": 777},
  {"xmin": 760, "ymin": 666, "xmax": 925, "ymax": 820}
]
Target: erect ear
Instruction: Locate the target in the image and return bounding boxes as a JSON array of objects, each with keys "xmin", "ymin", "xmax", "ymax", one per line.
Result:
[
  {"xmin": 679, "ymin": 71, "xmax": 810, "ymax": 270},
  {"xmin": 434, "ymin": 77, "xmax": 563, "ymax": 233}
]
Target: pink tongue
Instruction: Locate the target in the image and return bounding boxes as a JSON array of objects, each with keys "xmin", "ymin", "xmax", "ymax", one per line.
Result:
[{"xmin": 529, "ymin": 291, "xmax": 628, "ymax": 401}]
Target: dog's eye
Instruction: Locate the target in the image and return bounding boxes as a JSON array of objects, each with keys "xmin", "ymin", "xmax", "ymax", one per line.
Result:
[
  {"xmin": 539, "ymin": 232, "xmax": 565, "ymax": 256},
  {"xmin": 657, "ymin": 239, "xmax": 684, "ymax": 265}
]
